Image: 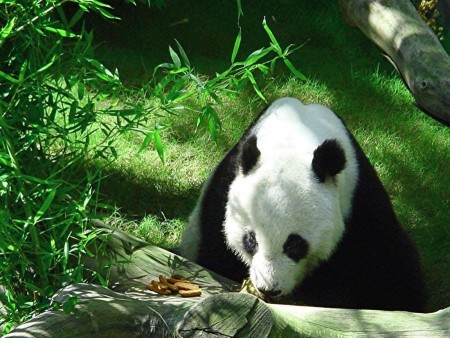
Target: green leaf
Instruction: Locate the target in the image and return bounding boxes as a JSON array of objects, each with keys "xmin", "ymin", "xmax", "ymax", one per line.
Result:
[
  {"xmin": 175, "ymin": 39, "xmax": 190, "ymax": 67},
  {"xmin": 0, "ymin": 17, "xmax": 16, "ymax": 44},
  {"xmin": 62, "ymin": 296, "xmax": 79, "ymax": 314},
  {"xmin": 169, "ymin": 67, "xmax": 189, "ymax": 74},
  {"xmin": 208, "ymin": 104, "xmax": 222, "ymax": 128},
  {"xmin": 33, "ymin": 189, "xmax": 57, "ymax": 224},
  {"xmin": 19, "ymin": 60, "xmax": 28, "ymax": 82},
  {"xmin": 244, "ymin": 47, "xmax": 272, "ymax": 67},
  {"xmin": 231, "ymin": 29, "xmax": 242, "ymax": 64},
  {"xmin": 69, "ymin": 8, "xmax": 86, "ymax": 28},
  {"xmin": 56, "ymin": 6, "xmax": 69, "ymax": 26},
  {"xmin": 205, "ymin": 67, "xmax": 232, "ymax": 88},
  {"xmin": 153, "ymin": 128, "xmax": 165, "ymax": 163},
  {"xmin": 244, "ymin": 70, "xmax": 266, "ymax": 102},
  {"xmin": 64, "ymin": 241, "xmax": 69, "ymax": 262},
  {"xmin": 169, "ymin": 46, "xmax": 181, "ymax": 68},
  {"xmin": 236, "ymin": 0, "xmax": 244, "ymax": 19},
  {"xmin": 44, "ymin": 26, "xmax": 79, "ymax": 38},
  {"xmin": 138, "ymin": 132, "xmax": 153, "ymax": 154},
  {"xmin": 262, "ymin": 17, "xmax": 281, "ymax": 55},
  {"xmin": 77, "ymin": 82, "xmax": 85, "ymax": 100},
  {"xmin": 91, "ymin": 2, "xmax": 118, "ymax": 20},
  {"xmin": 86, "ymin": 58, "xmax": 120, "ymax": 83},
  {"xmin": 257, "ymin": 64, "xmax": 270, "ymax": 75},
  {"xmin": 69, "ymin": 100, "xmax": 78, "ymax": 124},
  {"xmin": 283, "ymin": 58, "xmax": 307, "ymax": 81},
  {"xmin": 36, "ymin": 54, "xmax": 58, "ymax": 74},
  {"xmin": 153, "ymin": 62, "xmax": 176, "ymax": 76},
  {"xmin": 208, "ymin": 116, "xmax": 218, "ymax": 144},
  {"xmin": 0, "ymin": 70, "xmax": 19, "ymax": 84}
]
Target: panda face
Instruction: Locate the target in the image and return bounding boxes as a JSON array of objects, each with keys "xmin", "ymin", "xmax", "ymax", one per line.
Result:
[{"xmin": 224, "ymin": 152, "xmax": 346, "ymax": 298}]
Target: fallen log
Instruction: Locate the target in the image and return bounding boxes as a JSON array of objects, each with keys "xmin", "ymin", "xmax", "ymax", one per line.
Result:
[
  {"xmin": 4, "ymin": 222, "xmax": 449, "ymax": 337},
  {"xmin": 339, "ymin": 0, "xmax": 450, "ymax": 125}
]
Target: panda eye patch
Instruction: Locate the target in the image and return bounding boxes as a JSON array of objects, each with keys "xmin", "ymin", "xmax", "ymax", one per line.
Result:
[
  {"xmin": 243, "ymin": 231, "xmax": 258, "ymax": 255},
  {"xmin": 283, "ymin": 234, "xmax": 309, "ymax": 262}
]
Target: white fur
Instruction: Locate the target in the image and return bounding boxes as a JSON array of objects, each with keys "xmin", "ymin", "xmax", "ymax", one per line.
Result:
[{"xmin": 223, "ymin": 98, "xmax": 358, "ymax": 297}]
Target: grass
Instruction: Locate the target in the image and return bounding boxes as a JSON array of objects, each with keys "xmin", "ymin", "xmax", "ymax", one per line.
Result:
[{"xmin": 86, "ymin": 0, "xmax": 449, "ymax": 311}]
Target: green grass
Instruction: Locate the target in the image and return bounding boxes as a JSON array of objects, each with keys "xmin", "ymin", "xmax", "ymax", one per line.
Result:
[{"xmin": 87, "ymin": 0, "xmax": 449, "ymax": 311}]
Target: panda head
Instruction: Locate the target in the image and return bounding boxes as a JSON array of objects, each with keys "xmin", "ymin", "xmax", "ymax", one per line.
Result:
[{"xmin": 224, "ymin": 130, "xmax": 349, "ymax": 300}]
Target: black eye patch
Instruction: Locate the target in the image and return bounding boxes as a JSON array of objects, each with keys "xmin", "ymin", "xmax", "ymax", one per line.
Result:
[
  {"xmin": 283, "ymin": 234, "xmax": 309, "ymax": 262},
  {"xmin": 243, "ymin": 231, "xmax": 258, "ymax": 255}
]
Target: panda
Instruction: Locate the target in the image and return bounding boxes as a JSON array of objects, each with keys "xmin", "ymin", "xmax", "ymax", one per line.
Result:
[{"xmin": 179, "ymin": 97, "xmax": 426, "ymax": 312}]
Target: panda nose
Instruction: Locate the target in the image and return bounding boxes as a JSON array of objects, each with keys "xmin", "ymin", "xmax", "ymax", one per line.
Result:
[{"xmin": 257, "ymin": 288, "xmax": 281, "ymax": 297}]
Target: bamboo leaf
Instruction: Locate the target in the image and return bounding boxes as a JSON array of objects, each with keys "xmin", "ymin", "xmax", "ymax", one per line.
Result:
[
  {"xmin": 257, "ymin": 64, "xmax": 270, "ymax": 75},
  {"xmin": 244, "ymin": 47, "xmax": 272, "ymax": 67},
  {"xmin": 78, "ymin": 82, "xmax": 85, "ymax": 100},
  {"xmin": 0, "ymin": 17, "xmax": 16, "ymax": 44},
  {"xmin": 153, "ymin": 62, "xmax": 176, "ymax": 76},
  {"xmin": 208, "ymin": 117, "xmax": 218, "ymax": 144},
  {"xmin": 236, "ymin": 0, "xmax": 243, "ymax": 18},
  {"xmin": 64, "ymin": 241, "xmax": 69, "ymax": 262},
  {"xmin": 90, "ymin": 2, "xmax": 118, "ymax": 20},
  {"xmin": 245, "ymin": 70, "xmax": 266, "ymax": 102},
  {"xmin": 153, "ymin": 128, "xmax": 165, "ymax": 163},
  {"xmin": 169, "ymin": 46, "xmax": 181, "ymax": 68},
  {"xmin": 19, "ymin": 60, "xmax": 28, "ymax": 82},
  {"xmin": 283, "ymin": 58, "xmax": 307, "ymax": 81},
  {"xmin": 62, "ymin": 296, "xmax": 79, "ymax": 314},
  {"xmin": 44, "ymin": 26, "xmax": 79, "ymax": 38},
  {"xmin": 262, "ymin": 17, "xmax": 281, "ymax": 54},
  {"xmin": 169, "ymin": 67, "xmax": 189, "ymax": 74},
  {"xmin": 69, "ymin": 8, "xmax": 86, "ymax": 28},
  {"xmin": 231, "ymin": 29, "xmax": 242, "ymax": 64},
  {"xmin": 36, "ymin": 55, "xmax": 58, "ymax": 74},
  {"xmin": 0, "ymin": 70, "xmax": 19, "ymax": 84},
  {"xmin": 175, "ymin": 39, "xmax": 190, "ymax": 67},
  {"xmin": 33, "ymin": 189, "xmax": 57, "ymax": 223},
  {"xmin": 138, "ymin": 132, "xmax": 153, "ymax": 154}
]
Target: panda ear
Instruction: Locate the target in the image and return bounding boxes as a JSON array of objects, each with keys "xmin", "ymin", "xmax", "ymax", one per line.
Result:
[
  {"xmin": 312, "ymin": 139, "xmax": 346, "ymax": 183},
  {"xmin": 239, "ymin": 135, "xmax": 260, "ymax": 175}
]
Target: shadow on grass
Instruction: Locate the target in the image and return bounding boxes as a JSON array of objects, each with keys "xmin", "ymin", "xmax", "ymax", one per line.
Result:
[{"xmin": 96, "ymin": 166, "xmax": 200, "ymax": 221}]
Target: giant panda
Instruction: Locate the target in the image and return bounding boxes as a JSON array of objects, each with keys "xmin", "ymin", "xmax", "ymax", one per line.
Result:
[{"xmin": 179, "ymin": 97, "xmax": 426, "ymax": 312}]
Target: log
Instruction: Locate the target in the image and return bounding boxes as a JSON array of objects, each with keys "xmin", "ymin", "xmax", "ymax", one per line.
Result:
[
  {"xmin": 339, "ymin": 0, "xmax": 450, "ymax": 125},
  {"xmin": 4, "ymin": 222, "xmax": 449, "ymax": 337}
]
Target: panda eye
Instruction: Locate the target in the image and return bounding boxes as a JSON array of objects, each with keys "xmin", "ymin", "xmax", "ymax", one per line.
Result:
[
  {"xmin": 283, "ymin": 234, "xmax": 309, "ymax": 262},
  {"xmin": 243, "ymin": 231, "xmax": 258, "ymax": 255}
]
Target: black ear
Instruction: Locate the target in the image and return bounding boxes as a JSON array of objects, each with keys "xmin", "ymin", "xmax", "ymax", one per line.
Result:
[
  {"xmin": 239, "ymin": 135, "xmax": 260, "ymax": 175},
  {"xmin": 312, "ymin": 139, "xmax": 346, "ymax": 183}
]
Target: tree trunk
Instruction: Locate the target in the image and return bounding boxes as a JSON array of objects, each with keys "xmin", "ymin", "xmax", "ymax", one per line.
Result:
[
  {"xmin": 339, "ymin": 0, "xmax": 450, "ymax": 125},
  {"xmin": 4, "ymin": 221, "xmax": 449, "ymax": 337}
]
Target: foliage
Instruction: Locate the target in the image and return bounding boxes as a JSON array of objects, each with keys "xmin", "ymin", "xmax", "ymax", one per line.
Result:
[
  {"xmin": 140, "ymin": 17, "xmax": 305, "ymax": 151},
  {"xmin": 0, "ymin": 0, "xmax": 305, "ymax": 333},
  {"xmin": 0, "ymin": 0, "xmax": 125, "ymax": 333}
]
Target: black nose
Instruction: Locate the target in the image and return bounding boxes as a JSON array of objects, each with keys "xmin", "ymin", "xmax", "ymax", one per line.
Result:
[{"xmin": 257, "ymin": 288, "xmax": 281, "ymax": 297}]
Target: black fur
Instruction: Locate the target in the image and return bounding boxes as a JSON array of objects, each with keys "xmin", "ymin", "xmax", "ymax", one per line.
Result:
[
  {"xmin": 189, "ymin": 102, "xmax": 426, "ymax": 312},
  {"xmin": 312, "ymin": 139, "xmax": 346, "ymax": 182},
  {"xmin": 283, "ymin": 234, "xmax": 309, "ymax": 262},
  {"xmin": 243, "ymin": 231, "xmax": 258, "ymax": 255},
  {"xmin": 293, "ymin": 132, "xmax": 426, "ymax": 311},
  {"xmin": 239, "ymin": 135, "xmax": 260, "ymax": 175}
]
